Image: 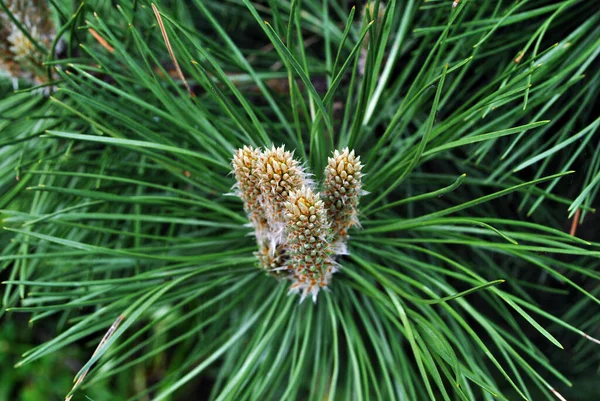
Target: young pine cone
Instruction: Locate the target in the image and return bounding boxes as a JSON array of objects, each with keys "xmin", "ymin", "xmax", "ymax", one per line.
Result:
[
  {"xmin": 284, "ymin": 186, "xmax": 335, "ymax": 303},
  {"xmin": 255, "ymin": 242, "xmax": 290, "ymax": 277},
  {"xmin": 321, "ymin": 148, "xmax": 365, "ymax": 254},
  {"xmin": 231, "ymin": 146, "xmax": 269, "ymax": 242},
  {"xmin": 255, "ymin": 145, "xmax": 311, "ymax": 249},
  {"xmin": 231, "ymin": 145, "xmax": 364, "ymax": 302}
]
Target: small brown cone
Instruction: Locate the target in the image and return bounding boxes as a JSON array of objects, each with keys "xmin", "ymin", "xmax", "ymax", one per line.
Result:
[
  {"xmin": 321, "ymin": 148, "xmax": 365, "ymax": 254},
  {"xmin": 255, "ymin": 145, "xmax": 311, "ymax": 249},
  {"xmin": 284, "ymin": 186, "xmax": 335, "ymax": 303}
]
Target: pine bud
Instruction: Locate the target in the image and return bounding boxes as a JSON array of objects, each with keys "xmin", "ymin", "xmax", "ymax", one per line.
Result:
[
  {"xmin": 231, "ymin": 146, "xmax": 268, "ymax": 241},
  {"xmin": 0, "ymin": 0, "xmax": 56, "ymax": 84},
  {"xmin": 321, "ymin": 148, "xmax": 364, "ymax": 253},
  {"xmin": 284, "ymin": 186, "xmax": 335, "ymax": 303},
  {"xmin": 231, "ymin": 146, "xmax": 362, "ymax": 303},
  {"xmin": 255, "ymin": 242, "xmax": 289, "ymax": 276},
  {"xmin": 255, "ymin": 145, "xmax": 310, "ymax": 247}
]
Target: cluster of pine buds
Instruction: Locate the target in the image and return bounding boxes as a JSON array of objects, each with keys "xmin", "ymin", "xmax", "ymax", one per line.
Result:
[
  {"xmin": 0, "ymin": 0, "xmax": 57, "ymax": 85},
  {"xmin": 232, "ymin": 145, "xmax": 364, "ymax": 303}
]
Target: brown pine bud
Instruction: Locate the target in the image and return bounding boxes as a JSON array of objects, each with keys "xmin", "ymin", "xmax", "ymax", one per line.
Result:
[
  {"xmin": 321, "ymin": 148, "xmax": 365, "ymax": 254},
  {"xmin": 231, "ymin": 146, "xmax": 268, "ymax": 241},
  {"xmin": 284, "ymin": 186, "xmax": 335, "ymax": 302},
  {"xmin": 255, "ymin": 242, "xmax": 290, "ymax": 276},
  {"xmin": 255, "ymin": 145, "xmax": 311, "ymax": 247},
  {"xmin": 0, "ymin": 0, "xmax": 56, "ymax": 84}
]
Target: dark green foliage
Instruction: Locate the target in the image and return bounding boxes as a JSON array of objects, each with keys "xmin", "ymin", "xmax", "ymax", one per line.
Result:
[{"xmin": 1, "ymin": 0, "xmax": 599, "ymax": 400}]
